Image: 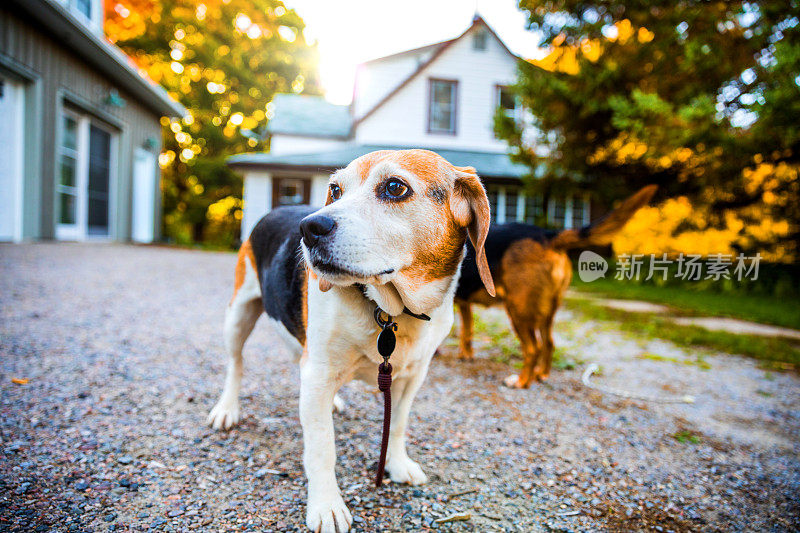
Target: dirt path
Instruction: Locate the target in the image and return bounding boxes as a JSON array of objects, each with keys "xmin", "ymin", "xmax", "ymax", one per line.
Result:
[
  {"xmin": 1, "ymin": 243, "xmax": 798, "ymax": 532},
  {"xmin": 570, "ymin": 291, "xmax": 800, "ymax": 340}
]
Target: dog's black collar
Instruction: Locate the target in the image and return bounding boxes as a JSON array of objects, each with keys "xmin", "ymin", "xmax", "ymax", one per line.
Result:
[{"xmin": 354, "ymin": 283, "xmax": 431, "ymax": 322}]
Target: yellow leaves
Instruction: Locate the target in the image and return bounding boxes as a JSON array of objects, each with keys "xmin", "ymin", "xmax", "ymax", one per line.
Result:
[
  {"xmin": 104, "ymin": 0, "xmax": 158, "ymax": 43},
  {"xmin": 580, "ymin": 39, "xmax": 602, "ymax": 62},
  {"xmin": 159, "ymin": 150, "xmax": 175, "ymax": 168},
  {"xmin": 637, "ymin": 27, "xmax": 655, "ymax": 43},
  {"xmin": 229, "ymin": 112, "xmax": 244, "ymax": 126},
  {"xmin": 207, "ymin": 196, "xmax": 242, "ymax": 222},
  {"xmin": 613, "ymin": 194, "xmax": 794, "ymax": 262},
  {"xmin": 611, "ymin": 19, "xmax": 635, "ymax": 43}
]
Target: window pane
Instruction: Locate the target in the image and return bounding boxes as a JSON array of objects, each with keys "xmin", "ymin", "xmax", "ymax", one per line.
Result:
[
  {"xmin": 571, "ymin": 196, "xmax": 585, "ymax": 229},
  {"xmin": 60, "ymin": 156, "xmax": 76, "ymax": 187},
  {"xmin": 76, "ymin": 0, "xmax": 92, "ymax": 18},
  {"xmin": 431, "ymin": 106, "xmax": 452, "ymax": 131},
  {"xmin": 88, "ymin": 125, "xmax": 111, "ymax": 232},
  {"xmin": 473, "ymin": 31, "xmax": 488, "ymax": 50},
  {"xmin": 499, "ymin": 88, "xmax": 515, "ymax": 111},
  {"xmin": 277, "ymin": 179, "xmax": 304, "ymax": 206},
  {"xmin": 60, "ymin": 192, "xmax": 76, "ymax": 224},
  {"xmin": 552, "ymin": 197, "xmax": 566, "ymax": 228},
  {"xmin": 62, "ymin": 116, "xmax": 77, "ymax": 151},
  {"xmin": 429, "ymin": 81, "xmax": 455, "ymax": 133},
  {"xmin": 506, "ymin": 187, "xmax": 518, "ymax": 221},
  {"xmin": 486, "ymin": 186, "xmax": 499, "ymax": 223},
  {"xmin": 525, "ymin": 194, "xmax": 544, "ymax": 224}
]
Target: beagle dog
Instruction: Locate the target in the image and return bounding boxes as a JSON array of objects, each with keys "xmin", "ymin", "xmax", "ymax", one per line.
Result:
[
  {"xmin": 455, "ymin": 185, "xmax": 657, "ymax": 388},
  {"xmin": 207, "ymin": 149, "xmax": 494, "ymax": 532}
]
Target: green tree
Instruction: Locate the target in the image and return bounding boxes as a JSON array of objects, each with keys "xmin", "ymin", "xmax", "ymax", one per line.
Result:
[
  {"xmin": 107, "ymin": 0, "xmax": 320, "ymax": 246},
  {"xmin": 497, "ymin": 1, "xmax": 799, "ymax": 257}
]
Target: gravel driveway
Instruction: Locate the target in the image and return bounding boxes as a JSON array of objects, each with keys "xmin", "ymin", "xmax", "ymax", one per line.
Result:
[{"xmin": 1, "ymin": 243, "xmax": 798, "ymax": 532}]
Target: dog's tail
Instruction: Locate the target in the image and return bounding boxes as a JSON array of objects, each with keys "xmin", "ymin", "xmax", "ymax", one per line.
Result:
[{"xmin": 549, "ymin": 185, "xmax": 657, "ymax": 251}]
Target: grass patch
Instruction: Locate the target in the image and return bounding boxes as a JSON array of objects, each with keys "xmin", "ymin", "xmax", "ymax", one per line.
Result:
[
  {"xmin": 564, "ymin": 298, "xmax": 800, "ymax": 368},
  {"xmin": 572, "ymin": 277, "xmax": 800, "ymax": 330},
  {"xmin": 637, "ymin": 352, "xmax": 711, "ymax": 370},
  {"xmin": 672, "ymin": 430, "xmax": 702, "ymax": 445},
  {"xmin": 552, "ymin": 347, "xmax": 584, "ymax": 370}
]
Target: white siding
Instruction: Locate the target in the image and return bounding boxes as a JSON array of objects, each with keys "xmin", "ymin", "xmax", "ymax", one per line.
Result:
[
  {"xmin": 354, "ymin": 25, "xmax": 518, "ymax": 152},
  {"xmin": 269, "ymin": 135, "xmax": 349, "ymax": 155},
  {"xmin": 241, "ymin": 172, "xmax": 271, "ymax": 240},
  {"xmin": 310, "ymin": 173, "xmax": 330, "ymax": 206},
  {"xmin": 353, "ymin": 49, "xmax": 436, "ymax": 119}
]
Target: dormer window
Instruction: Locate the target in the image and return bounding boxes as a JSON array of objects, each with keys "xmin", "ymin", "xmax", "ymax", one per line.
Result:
[
  {"xmin": 75, "ymin": 0, "xmax": 92, "ymax": 19},
  {"xmin": 428, "ymin": 79, "xmax": 458, "ymax": 135},
  {"xmin": 473, "ymin": 30, "xmax": 488, "ymax": 51},
  {"xmin": 60, "ymin": 0, "xmax": 100, "ymax": 30}
]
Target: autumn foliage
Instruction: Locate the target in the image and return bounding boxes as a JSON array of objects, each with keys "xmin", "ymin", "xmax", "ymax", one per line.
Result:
[
  {"xmin": 498, "ymin": 1, "xmax": 799, "ymax": 261},
  {"xmin": 105, "ymin": 0, "xmax": 321, "ymax": 246}
]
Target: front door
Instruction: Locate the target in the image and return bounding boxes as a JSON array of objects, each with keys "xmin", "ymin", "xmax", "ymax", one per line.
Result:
[
  {"xmin": 0, "ymin": 76, "xmax": 25, "ymax": 242},
  {"xmin": 56, "ymin": 111, "xmax": 114, "ymax": 240}
]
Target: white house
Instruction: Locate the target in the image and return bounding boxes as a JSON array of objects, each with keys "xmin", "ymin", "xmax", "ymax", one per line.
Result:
[{"xmin": 230, "ymin": 15, "xmax": 591, "ymax": 240}]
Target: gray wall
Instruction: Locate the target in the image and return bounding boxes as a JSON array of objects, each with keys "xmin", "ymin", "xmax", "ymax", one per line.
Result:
[{"xmin": 0, "ymin": 5, "xmax": 163, "ymax": 241}]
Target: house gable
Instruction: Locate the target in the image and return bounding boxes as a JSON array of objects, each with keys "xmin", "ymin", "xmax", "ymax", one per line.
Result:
[{"xmin": 353, "ymin": 16, "xmax": 519, "ymax": 152}]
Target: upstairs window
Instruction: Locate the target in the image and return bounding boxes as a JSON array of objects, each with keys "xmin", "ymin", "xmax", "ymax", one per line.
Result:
[
  {"xmin": 495, "ymin": 85, "xmax": 519, "ymax": 137},
  {"xmin": 75, "ymin": 0, "xmax": 92, "ymax": 18},
  {"xmin": 496, "ymin": 86, "xmax": 517, "ymax": 117},
  {"xmin": 428, "ymin": 79, "xmax": 458, "ymax": 135},
  {"xmin": 473, "ymin": 30, "xmax": 488, "ymax": 51}
]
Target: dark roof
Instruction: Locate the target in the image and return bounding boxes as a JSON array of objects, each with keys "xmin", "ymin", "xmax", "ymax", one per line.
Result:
[
  {"xmin": 355, "ymin": 15, "xmax": 519, "ymax": 125},
  {"xmin": 10, "ymin": 0, "xmax": 185, "ymax": 117},
  {"xmin": 228, "ymin": 145, "xmax": 531, "ymax": 179},
  {"xmin": 266, "ymin": 94, "xmax": 352, "ymax": 138}
]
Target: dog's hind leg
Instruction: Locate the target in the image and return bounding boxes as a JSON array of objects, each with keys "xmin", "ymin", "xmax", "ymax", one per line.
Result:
[
  {"xmin": 456, "ymin": 300, "xmax": 474, "ymax": 359},
  {"xmin": 537, "ymin": 313, "xmax": 557, "ymax": 380},
  {"xmin": 503, "ymin": 308, "xmax": 542, "ymax": 388},
  {"xmin": 208, "ymin": 246, "xmax": 262, "ymax": 430}
]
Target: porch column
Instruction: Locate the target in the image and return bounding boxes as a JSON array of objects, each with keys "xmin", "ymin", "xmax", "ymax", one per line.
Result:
[{"xmin": 241, "ymin": 171, "xmax": 271, "ymax": 241}]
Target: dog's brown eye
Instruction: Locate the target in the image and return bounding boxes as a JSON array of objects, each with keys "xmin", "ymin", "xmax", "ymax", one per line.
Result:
[
  {"xmin": 384, "ymin": 178, "xmax": 410, "ymax": 199},
  {"xmin": 329, "ymin": 183, "xmax": 342, "ymax": 201}
]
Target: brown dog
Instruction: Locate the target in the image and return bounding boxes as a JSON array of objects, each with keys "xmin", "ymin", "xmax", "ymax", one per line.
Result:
[{"xmin": 454, "ymin": 185, "xmax": 657, "ymax": 388}]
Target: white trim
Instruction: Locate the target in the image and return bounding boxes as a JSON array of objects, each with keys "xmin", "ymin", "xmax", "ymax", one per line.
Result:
[
  {"xmin": 0, "ymin": 77, "xmax": 25, "ymax": 242},
  {"xmin": 496, "ymin": 186, "xmax": 506, "ymax": 223},
  {"xmin": 241, "ymin": 172, "xmax": 272, "ymax": 240},
  {"xmin": 564, "ymin": 195, "xmax": 574, "ymax": 229},
  {"xmin": 516, "ymin": 190, "xmax": 525, "ymax": 222},
  {"xmin": 583, "ymin": 194, "xmax": 591, "ymax": 226}
]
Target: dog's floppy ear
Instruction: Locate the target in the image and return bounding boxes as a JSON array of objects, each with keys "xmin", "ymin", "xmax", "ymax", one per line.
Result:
[{"xmin": 450, "ymin": 166, "xmax": 496, "ymax": 297}]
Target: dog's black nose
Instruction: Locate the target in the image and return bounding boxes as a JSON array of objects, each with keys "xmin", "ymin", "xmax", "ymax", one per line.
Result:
[{"xmin": 300, "ymin": 214, "xmax": 336, "ymax": 247}]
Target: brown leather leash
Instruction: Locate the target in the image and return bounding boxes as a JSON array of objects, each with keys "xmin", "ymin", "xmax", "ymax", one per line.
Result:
[{"xmin": 372, "ymin": 306, "xmax": 429, "ymax": 487}]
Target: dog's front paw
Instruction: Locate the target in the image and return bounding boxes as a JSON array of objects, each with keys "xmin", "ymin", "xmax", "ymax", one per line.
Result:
[
  {"xmin": 207, "ymin": 397, "xmax": 240, "ymax": 430},
  {"xmin": 306, "ymin": 493, "xmax": 352, "ymax": 533},
  {"xmin": 385, "ymin": 455, "xmax": 428, "ymax": 485}
]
